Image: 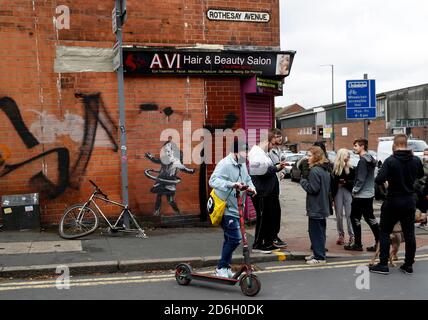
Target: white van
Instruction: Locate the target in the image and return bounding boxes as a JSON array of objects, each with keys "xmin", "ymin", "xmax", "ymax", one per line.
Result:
[{"xmin": 377, "ymin": 136, "xmax": 428, "ymax": 165}]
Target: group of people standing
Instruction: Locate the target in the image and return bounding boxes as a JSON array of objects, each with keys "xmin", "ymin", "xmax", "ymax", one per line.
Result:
[
  {"xmin": 209, "ymin": 129, "xmax": 428, "ymax": 277},
  {"xmin": 208, "ymin": 129, "xmax": 288, "ymax": 278},
  {"xmin": 300, "ymin": 135, "xmax": 427, "ymax": 274}
]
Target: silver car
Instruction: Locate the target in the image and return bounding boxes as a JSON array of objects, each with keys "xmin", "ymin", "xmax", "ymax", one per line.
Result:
[{"xmin": 280, "ymin": 153, "xmax": 305, "ymax": 177}]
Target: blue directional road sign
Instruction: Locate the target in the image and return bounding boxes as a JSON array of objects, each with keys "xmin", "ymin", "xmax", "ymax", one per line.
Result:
[{"xmin": 346, "ymin": 79, "xmax": 376, "ymax": 119}]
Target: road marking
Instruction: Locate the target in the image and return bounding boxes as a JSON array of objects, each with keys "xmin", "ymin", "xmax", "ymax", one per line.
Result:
[
  {"xmin": 1, "ymin": 255, "xmax": 428, "ymax": 292},
  {"xmin": 0, "ymin": 273, "xmax": 175, "ymax": 287},
  {"xmin": 265, "ymin": 253, "xmax": 428, "ymax": 270},
  {"xmin": 0, "ymin": 277, "xmax": 174, "ymax": 291},
  {"xmin": 273, "ymin": 251, "xmax": 287, "ymax": 261},
  {"xmin": 259, "ymin": 257, "xmax": 428, "ymax": 274}
]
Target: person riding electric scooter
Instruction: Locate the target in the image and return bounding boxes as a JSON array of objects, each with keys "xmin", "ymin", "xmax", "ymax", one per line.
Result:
[
  {"xmin": 175, "ymin": 183, "xmax": 261, "ymax": 296},
  {"xmin": 175, "ymin": 141, "xmax": 261, "ymax": 296}
]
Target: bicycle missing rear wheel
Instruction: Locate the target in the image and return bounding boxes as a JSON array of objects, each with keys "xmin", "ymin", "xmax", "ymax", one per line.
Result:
[{"xmin": 58, "ymin": 180, "xmax": 148, "ymax": 240}]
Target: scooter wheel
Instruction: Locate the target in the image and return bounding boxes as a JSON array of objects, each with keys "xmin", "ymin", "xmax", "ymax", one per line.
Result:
[
  {"xmin": 240, "ymin": 274, "xmax": 261, "ymax": 297},
  {"xmin": 175, "ymin": 264, "xmax": 192, "ymax": 286}
]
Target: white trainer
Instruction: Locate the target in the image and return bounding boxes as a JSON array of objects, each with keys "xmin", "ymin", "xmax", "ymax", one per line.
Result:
[
  {"xmin": 226, "ymin": 268, "xmax": 235, "ymax": 278},
  {"xmin": 215, "ymin": 268, "xmax": 230, "ymax": 278},
  {"xmin": 305, "ymin": 255, "xmax": 314, "ymax": 261},
  {"xmin": 306, "ymin": 258, "xmax": 327, "ymax": 265}
]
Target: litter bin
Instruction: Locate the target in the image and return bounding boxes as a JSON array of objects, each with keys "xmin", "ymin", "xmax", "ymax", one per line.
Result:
[{"xmin": 1, "ymin": 193, "xmax": 40, "ymax": 230}]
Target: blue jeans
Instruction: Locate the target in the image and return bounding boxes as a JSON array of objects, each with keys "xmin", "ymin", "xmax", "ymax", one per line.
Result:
[
  {"xmin": 218, "ymin": 216, "xmax": 242, "ymax": 269},
  {"xmin": 308, "ymin": 218, "xmax": 327, "ymax": 261}
]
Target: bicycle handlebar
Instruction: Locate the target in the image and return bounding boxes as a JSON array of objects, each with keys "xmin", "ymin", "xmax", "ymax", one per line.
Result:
[{"xmin": 89, "ymin": 180, "xmax": 108, "ymax": 199}]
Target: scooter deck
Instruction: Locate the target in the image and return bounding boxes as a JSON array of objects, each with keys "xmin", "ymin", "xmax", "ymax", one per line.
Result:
[{"xmin": 190, "ymin": 273, "xmax": 240, "ymax": 286}]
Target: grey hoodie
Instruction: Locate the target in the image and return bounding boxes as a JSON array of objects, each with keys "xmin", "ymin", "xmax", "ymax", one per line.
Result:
[
  {"xmin": 352, "ymin": 153, "xmax": 377, "ymax": 198},
  {"xmin": 300, "ymin": 162, "xmax": 332, "ymax": 219}
]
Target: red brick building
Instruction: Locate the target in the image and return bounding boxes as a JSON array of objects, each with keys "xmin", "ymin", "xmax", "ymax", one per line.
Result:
[
  {"xmin": 0, "ymin": 1, "xmax": 294, "ymax": 227},
  {"xmin": 277, "ymin": 83, "xmax": 428, "ymax": 152}
]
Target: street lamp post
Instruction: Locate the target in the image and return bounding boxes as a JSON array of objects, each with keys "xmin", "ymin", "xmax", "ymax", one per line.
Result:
[{"xmin": 321, "ymin": 64, "xmax": 335, "ymax": 151}]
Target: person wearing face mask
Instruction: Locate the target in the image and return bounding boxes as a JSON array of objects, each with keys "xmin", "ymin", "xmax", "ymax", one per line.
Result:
[
  {"xmin": 415, "ymin": 147, "xmax": 428, "ymax": 227},
  {"xmin": 209, "ymin": 140, "xmax": 256, "ymax": 278}
]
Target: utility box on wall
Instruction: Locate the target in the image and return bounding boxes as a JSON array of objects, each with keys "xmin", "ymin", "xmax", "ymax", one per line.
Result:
[{"xmin": 1, "ymin": 193, "xmax": 40, "ymax": 230}]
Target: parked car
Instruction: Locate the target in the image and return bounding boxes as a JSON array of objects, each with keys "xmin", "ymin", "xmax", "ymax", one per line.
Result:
[
  {"xmin": 327, "ymin": 150, "xmax": 336, "ymax": 162},
  {"xmin": 377, "ymin": 137, "xmax": 428, "ymax": 166},
  {"xmin": 280, "ymin": 153, "xmax": 305, "ymax": 178}
]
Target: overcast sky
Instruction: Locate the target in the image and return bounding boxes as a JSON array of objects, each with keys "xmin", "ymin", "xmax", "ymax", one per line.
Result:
[{"xmin": 275, "ymin": 0, "xmax": 428, "ymax": 109}]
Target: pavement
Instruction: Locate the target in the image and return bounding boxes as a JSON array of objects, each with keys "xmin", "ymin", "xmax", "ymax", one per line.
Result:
[{"xmin": 1, "ymin": 181, "xmax": 428, "ymax": 279}]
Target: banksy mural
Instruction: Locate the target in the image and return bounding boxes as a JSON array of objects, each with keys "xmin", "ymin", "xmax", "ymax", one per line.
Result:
[{"xmin": 144, "ymin": 140, "xmax": 196, "ymax": 216}]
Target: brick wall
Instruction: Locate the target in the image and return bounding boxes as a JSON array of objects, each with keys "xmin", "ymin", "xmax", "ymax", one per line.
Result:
[
  {"xmin": 205, "ymin": 78, "xmax": 242, "ymax": 180},
  {"xmin": 282, "ymin": 119, "xmax": 388, "ymax": 152},
  {"xmin": 0, "ymin": 1, "xmax": 279, "ymax": 225},
  {"xmin": 411, "ymin": 127, "xmax": 428, "ymax": 141}
]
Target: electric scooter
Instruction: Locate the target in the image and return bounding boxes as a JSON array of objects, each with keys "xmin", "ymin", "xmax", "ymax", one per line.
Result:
[{"xmin": 175, "ymin": 185, "xmax": 261, "ymax": 297}]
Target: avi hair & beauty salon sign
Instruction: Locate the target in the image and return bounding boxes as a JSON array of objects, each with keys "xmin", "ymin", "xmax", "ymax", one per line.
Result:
[
  {"xmin": 123, "ymin": 49, "xmax": 295, "ymax": 78},
  {"xmin": 206, "ymin": 9, "xmax": 270, "ymax": 23}
]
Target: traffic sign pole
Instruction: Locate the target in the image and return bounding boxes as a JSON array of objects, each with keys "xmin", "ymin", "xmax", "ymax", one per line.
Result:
[{"xmin": 364, "ymin": 74, "xmax": 368, "ymax": 140}]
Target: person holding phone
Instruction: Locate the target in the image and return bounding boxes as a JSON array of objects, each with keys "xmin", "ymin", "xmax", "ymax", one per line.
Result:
[{"xmin": 209, "ymin": 140, "xmax": 256, "ymax": 278}]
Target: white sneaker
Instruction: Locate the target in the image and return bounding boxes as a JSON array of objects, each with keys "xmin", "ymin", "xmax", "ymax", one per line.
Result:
[
  {"xmin": 215, "ymin": 268, "xmax": 230, "ymax": 278},
  {"xmin": 226, "ymin": 268, "xmax": 235, "ymax": 278},
  {"xmin": 305, "ymin": 255, "xmax": 314, "ymax": 261},
  {"xmin": 306, "ymin": 258, "xmax": 327, "ymax": 265}
]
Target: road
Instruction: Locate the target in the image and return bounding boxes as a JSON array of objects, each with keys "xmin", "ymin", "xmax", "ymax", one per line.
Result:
[{"xmin": 1, "ymin": 252, "xmax": 427, "ymax": 300}]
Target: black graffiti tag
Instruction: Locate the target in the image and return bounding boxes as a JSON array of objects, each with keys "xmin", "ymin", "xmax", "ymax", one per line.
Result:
[{"xmin": 0, "ymin": 93, "xmax": 118, "ymax": 198}]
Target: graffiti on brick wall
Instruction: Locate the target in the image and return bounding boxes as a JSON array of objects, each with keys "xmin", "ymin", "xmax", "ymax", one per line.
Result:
[
  {"xmin": 0, "ymin": 93, "xmax": 118, "ymax": 198},
  {"xmin": 139, "ymin": 103, "xmax": 176, "ymax": 120},
  {"xmin": 204, "ymin": 112, "xmax": 238, "ymax": 132},
  {"xmin": 144, "ymin": 140, "xmax": 195, "ymax": 216}
]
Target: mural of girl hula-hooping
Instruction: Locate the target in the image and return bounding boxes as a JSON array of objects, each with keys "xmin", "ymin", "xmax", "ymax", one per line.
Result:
[{"xmin": 144, "ymin": 140, "xmax": 195, "ymax": 216}]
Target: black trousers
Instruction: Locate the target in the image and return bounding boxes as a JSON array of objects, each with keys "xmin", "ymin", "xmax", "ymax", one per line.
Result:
[
  {"xmin": 350, "ymin": 197, "xmax": 379, "ymax": 246},
  {"xmin": 379, "ymin": 196, "xmax": 416, "ymax": 266},
  {"xmin": 273, "ymin": 195, "xmax": 282, "ymax": 238},
  {"xmin": 252, "ymin": 194, "xmax": 279, "ymax": 246}
]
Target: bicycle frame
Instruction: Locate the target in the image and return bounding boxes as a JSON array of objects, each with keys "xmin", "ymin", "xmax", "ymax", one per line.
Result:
[{"xmin": 80, "ymin": 191, "xmax": 146, "ymax": 236}]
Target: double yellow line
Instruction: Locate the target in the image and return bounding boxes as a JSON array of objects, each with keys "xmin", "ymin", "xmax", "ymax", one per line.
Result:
[
  {"xmin": 260, "ymin": 253, "xmax": 428, "ymax": 274},
  {"xmin": 1, "ymin": 254, "xmax": 427, "ymax": 292}
]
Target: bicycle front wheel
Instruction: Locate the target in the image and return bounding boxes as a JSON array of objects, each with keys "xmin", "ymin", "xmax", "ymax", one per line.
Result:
[{"xmin": 58, "ymin": 204, "xmax": 99, "ymax": 239}]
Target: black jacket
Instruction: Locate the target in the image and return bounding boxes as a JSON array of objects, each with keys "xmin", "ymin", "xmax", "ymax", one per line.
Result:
[
  {"xmin": 375, "ymin": 150, "xmax": 424, "ymax": 198},
  {"xmin": 332, "ymin": 167, "xmax": 355, "ymax": 197},
  {"xmin": 250, "ymin": 165, "xmax": 280, "ymax": 197}
]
